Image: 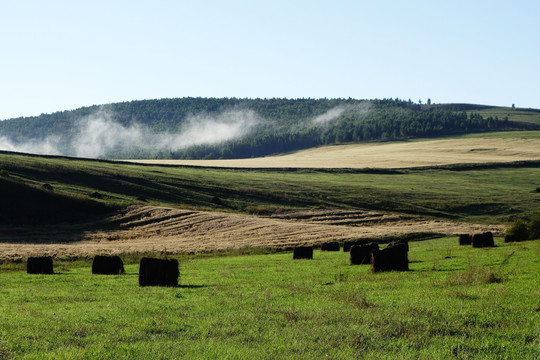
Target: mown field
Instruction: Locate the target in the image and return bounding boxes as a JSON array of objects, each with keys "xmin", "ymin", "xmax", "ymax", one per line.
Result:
[
  {"xmin": 127, "ymin": 131, "xmax": 540, "ymax": 169},
  {"xmin": 0, "ymin": 237, "xmax": 538, "ymax": 359}
]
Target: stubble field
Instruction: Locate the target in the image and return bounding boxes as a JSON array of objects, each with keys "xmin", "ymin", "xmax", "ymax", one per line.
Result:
[
  {"xmin": 126, "ymin": 132, "xmax": 540, "ymax": 169},
  {"xmin": 0, "ymin": 205, "xmax": 504, "ymax": 261}
]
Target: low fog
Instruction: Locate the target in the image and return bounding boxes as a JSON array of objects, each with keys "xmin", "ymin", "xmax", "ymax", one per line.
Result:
[
  {"xmin": 310, "ymin": 102, "xmax": 372, "ymax": 126},
  {"xmin": 0, "ymin": 103, "xmax": 373, "ymax": 159},
  {"xmin": 0, "ymin": 108, "xmax": 262, "ymax": 158}
]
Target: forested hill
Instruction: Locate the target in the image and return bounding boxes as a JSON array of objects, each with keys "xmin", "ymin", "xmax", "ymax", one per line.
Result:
[{"xmin": 0, "ymin": 98, "xmax": 536, "ymax": 159}]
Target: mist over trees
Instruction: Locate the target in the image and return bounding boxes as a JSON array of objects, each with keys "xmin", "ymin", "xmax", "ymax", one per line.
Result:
[{"xmin": 0, "ymin": 97, "xmax": 522, "ymax": 159}]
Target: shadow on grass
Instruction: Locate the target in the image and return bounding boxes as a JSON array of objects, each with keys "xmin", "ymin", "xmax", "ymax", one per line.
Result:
[
  {"xmin": 178, "ymin": 284, "xmax": 208, "ymax": 289},
  {"xmin": 410, "ymin": 268, "xmax": 463, "ymax": 273}
]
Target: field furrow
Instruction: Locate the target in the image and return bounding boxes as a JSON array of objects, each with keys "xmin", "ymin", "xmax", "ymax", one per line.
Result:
[{"xmin": 0, "ymin": 205, "xmax": 503, "ymax": 261}]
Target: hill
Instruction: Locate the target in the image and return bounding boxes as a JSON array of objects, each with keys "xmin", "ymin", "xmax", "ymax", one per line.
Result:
[
  {"xmin": 1, "ymin": 98, "xmax": 538, "ymax": 159},
  {"xmin": 126, "ymin": 132, "xmax": 540, "ymax": 169},
  {"xmin": 1, "ymin": 147, "xmax": 539, "ymax": 259},
  {"xmin": 1, "ymin": 149, "xmax": 539, "ymax": 224}
]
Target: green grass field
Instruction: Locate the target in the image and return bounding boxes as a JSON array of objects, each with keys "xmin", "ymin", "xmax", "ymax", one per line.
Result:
[
  {"xmin": 1, "ymin": 130, "xmax": 539, "ymax": 359},
  {"xmin": 1, "ymin": 151, "xmax": 540, "ymax": 224},
  {"xmin": 469, "ymin": 107, "xmax": 540, "ymax": 125},
  {"xmin": 459, "ymin": 130, "xmax": 540, "ymax": 139},
  {"xmin": 0, "ymin": 238, "xmax": 538, "ymax": 359}
]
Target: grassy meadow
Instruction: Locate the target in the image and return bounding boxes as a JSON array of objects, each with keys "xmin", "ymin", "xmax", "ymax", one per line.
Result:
[
  {"xmin": 1, "ymin": 150, "xmax": 540, "ymax": 224},
  {"xmin": 1, "ymin": 131, "xmax": 539, "ymax": 359},
  {"xmin": 469, "ymin": 107, "xmax": 540, "ymax": 125},
  {"xmin": 0, "ymin": 237, "xmax": 538, "ymax": 359}
]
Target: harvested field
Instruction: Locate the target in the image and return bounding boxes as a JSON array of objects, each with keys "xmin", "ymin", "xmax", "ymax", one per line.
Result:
[
  {"xmin": 0, "ymin": 205, "xmax": 504, "ymax": 261},
  {"xmin": 124, "ymin": 136, "xmax": 540, "ymax": 169}
]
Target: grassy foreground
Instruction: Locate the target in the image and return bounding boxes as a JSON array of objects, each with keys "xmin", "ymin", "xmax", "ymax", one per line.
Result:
[{"xmin": 0, "ymin": 238, "xmax": 538, "ymax": 359}]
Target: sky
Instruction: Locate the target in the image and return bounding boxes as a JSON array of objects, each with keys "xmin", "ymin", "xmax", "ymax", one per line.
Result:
[{"xmin": 1, "ymin": 0, "xmax": 539, "ymax": 120}]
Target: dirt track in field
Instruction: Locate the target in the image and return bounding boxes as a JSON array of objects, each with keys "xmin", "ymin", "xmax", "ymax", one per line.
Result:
[
  {"xmin": 124, "ymin": 137, "xmax": 540, "ymax": 168},
  {"xmin": 0, "ymin": 205, "xmax": 504, "ymax": 260}
]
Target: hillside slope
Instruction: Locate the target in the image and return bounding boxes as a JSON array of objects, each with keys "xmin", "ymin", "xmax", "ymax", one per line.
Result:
[
  {"xmin": 0, "ymin": 205, "xmax": 503, "ymax": 261},
  {"xmin": 1, "ymin": 98, "xmax": 537, "ymax": 159},
  {"xmin": 126, "ymin": 132, "xmax": 540, "ymax": 169},
  {"xmin": 1, "ymin": 151, "xmax": 539, "ymax": 225},
  {"xmin": 1, "ymin": 149, "xmax": 537, "ymax": 257}
]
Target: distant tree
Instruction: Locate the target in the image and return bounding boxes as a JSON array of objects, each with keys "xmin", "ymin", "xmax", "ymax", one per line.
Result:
[
  {"xmin": 427, "ymin": 98, "xmax": 431, "ymax": 105},
  {"xmin": 512, "ymin": 104, "xmax": 515, "ymax": 109}
]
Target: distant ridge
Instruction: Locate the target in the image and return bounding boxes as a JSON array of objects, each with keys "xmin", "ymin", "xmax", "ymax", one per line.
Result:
[{"xmin": 0, "ymin": 98, "xmax": 538, "ymax": 160}]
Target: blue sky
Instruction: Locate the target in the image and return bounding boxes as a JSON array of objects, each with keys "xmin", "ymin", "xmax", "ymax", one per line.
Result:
[{"xmin": 1, "ymin": 0, "xmax": 539, "ymax": 120}]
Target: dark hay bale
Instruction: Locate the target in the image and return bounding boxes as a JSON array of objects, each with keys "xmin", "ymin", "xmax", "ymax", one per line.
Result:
[
  {"xmin": 459, "ymin": 234, "xmax": 472, "ymax": 245},
  {"xmin": 388, "ymin": 239, "xmax": 409, "ymax": 252},
  {"xmin": 483, "ymin": 232, "xmax": 494, "ymax": 247},
  {"xmin": 210, "ymin": 196, "xmax": 223, "ymax": 205},
  {"xmin": 41, "ymin": 183, "xmax": 54, "ymax": 191},
  {"xmin": 136, "ymin": 196, "xmax": 147, "ymax": 202},
  {"xmin": 504, "ymin": 234, "xmax": 518, "ymax": 243},
  {"xmin": 27, "ymin": 256, "xmax": 53, "ymax": 274},
  {"xmin": 321, "ymin": 241, "xmax": 340, "ymax": 251},
  {"xmin": 139, "ymin": 257, "xmax": 179, "ymax": 287},
  {"xmin": 472, "ymin": 233, "xmax": 484, "ymax": 247},
  {"xmin": 343, "ymin": 241, "xmax": 361, "ymax": 252},
  {"xmin": 92, "ymin": 255, "xmax": 125, "ymax": 275},
  {"xmin": 472, "ymin": 232, "xmax": 495, "ymax": 248},
  {"xmin": 350, "ymin": 242, "xmax": 379, "ymax": 265},
  {"xmin": 89, "ymin": 192, "xmax": 103, "ymax": 199},
  {"xmin": 293, "ymin": 246, "xmax": 313, "ymax": 260},
  {"xmin": 371, "ymin": 243, "xmax": 408, "ymax": 272}
]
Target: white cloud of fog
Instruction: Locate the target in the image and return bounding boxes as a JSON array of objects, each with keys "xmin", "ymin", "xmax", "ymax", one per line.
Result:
[
  {"xmin": 309, "ymin": 102, "xmax": 373, "ymax": 127},
  {"xmin": 311, "ymin": 106, "xmax": 349, "ymax": 125},
  {"xmin": 0, "ymin": 135, "xmax": 63, "ymax": 156},
  {"xmin": 0, "ymin": 102, "xmax": 375, "ymax": 158},
  {"xmin": 0, "ymin": 108, "xmax": 262, "ymax": 158}
]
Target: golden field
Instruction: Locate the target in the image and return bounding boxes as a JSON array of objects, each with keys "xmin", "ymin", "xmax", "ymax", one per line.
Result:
[{"xmin": 125, "ymin": 136, "xmax": 540, "ymax": 169}]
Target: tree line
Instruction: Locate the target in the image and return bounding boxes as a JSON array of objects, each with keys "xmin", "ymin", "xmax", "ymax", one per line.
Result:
[{"xmin": 0, "ymin": 97, "xmax": 526, "ymax": 159}]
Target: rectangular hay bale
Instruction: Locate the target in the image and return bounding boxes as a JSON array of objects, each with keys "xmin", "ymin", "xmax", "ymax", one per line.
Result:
[
  {"xmin": 472, "ymin": 232, "xmax": 495, "ymax": 248},
  {"xmin": 321, "ymin": 241, "xmax": 340, "ymax": 251},
  {"xmin": 27, "ymin": 256, "xmax": 54, "ymax": 274},
  {"xmin": 293, "ymin": 246, "xmax": 313, "ymax": 260},
  {"xmin": 459, "ymin": 234, "xmax": 472, "ymax": 245},
  {"xmin": 350, "ymin": 242, "xmax": 379, "ymax": 265},
  {"xmin": 139, "ymin": 257, "xmax": 179, "ymax": 287},
  {"xmin": 371, "ymin": 243, "xmax": 408, "ymax": 272},
  {"xmin": 92, "ymin": 255, "xmax": 125, "ymax": 275}
]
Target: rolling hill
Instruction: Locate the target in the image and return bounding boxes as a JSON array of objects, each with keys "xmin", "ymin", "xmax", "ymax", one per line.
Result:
[
  {"xmin": 1, "ymin": 98, "xmax": 538, "ymax": 160},
  {"xmin": 1, "ymin": 99, "xmax": 539, "ymax": 259},
  {"xmin": 125, "ymin": 132, "xmax": 540, "ymax": 169},
  {"xmin": 1, "ymin": 144, "xmax": 539, "ymax": 259}
]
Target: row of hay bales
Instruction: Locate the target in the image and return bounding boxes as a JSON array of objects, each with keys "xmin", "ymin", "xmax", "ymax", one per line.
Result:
[
  {"xmin": 26, "ymin": 256, "xmax": 179, "ymax": 287},
  {"xmin": 459, "ymin": 232, "xmax": 494, "ymax": 247},
  {"xmin": 295, "ymin": 239, "xmax": 409, "ymax": 272},
  {"xmin": 469, "ymin": 232, "xmax": 529, "ymax": 244}
]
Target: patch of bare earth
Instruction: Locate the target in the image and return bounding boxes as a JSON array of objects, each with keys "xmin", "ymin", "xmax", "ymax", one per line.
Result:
[{"xmin": 0, "ymin": 205, "xmax": 504, "ymax": 261}]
